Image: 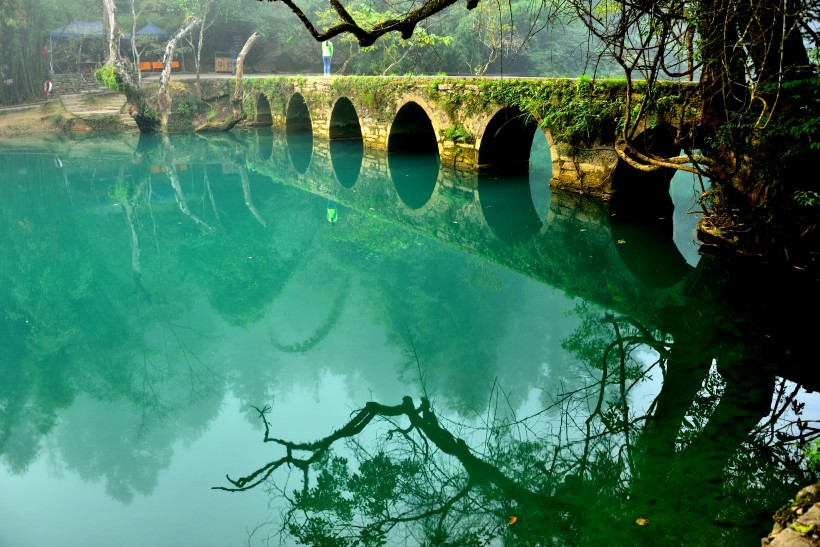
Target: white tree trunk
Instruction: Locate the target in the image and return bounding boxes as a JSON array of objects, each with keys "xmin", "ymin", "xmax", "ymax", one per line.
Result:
[{"xmin": 158, "ymin": 17, "xmax": 201, "ymax": 129}]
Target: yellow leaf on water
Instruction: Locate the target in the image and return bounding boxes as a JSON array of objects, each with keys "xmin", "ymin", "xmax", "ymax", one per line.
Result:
[{"xmin": 635, "ymin": 517, "xmax": 649, "ymax": 526}]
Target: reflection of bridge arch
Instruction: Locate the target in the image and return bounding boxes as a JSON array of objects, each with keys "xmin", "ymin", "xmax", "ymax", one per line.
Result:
[
  {"xmin": 245, "ymin": 127, "xmax": 696, "ymax": 325},
  {"xmin": 255, "ymin": 126, "xmax": 274, "ymax": 162},
  {"xmin": 476, "ymin": 172, "xmax": 544, "ymax": 244}
]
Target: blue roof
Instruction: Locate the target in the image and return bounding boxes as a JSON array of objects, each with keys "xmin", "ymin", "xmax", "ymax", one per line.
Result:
[
  {"xmin": 49, "ymin": 21, "xmax": 103, "ymax": 39},
  {"xmin": 49, "ymin": 21, "xmax": 167, "ymax": 41},
  {"xmin": 135, "ymin": 23, "xmax": 167, "ymax": 40}
]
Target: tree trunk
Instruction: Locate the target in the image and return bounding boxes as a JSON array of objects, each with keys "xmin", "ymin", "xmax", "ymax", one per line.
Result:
[
  {"xmin": 158, "ymin": 17, "xmax": 201, "ymax": 130},
  {"xmin": 101, "ymin": 0, "xmax": 120, "ymax": 66},
  {"xmin": 231, "ymin": 32, "xmax": 260, "ymax": 119},
  {"xmin": 695, "ymin": 0, "xmax": 747, "ymax": 131}
]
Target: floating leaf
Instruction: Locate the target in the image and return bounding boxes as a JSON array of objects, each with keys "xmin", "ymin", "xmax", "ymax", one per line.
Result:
[
  {"xmin": 635, "ymin": 517, "xmax": 649, "ymax": 526},
  {"xmin": 508, "ymin": 516, "xmax": 517, "ymax": 525}
]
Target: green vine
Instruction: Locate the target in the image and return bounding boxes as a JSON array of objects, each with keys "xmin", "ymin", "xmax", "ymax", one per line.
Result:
[
  {"xmin": 443, "ymin": 123, "xmax": 473, "ymax": 144},
  {"xmin": 94, "ymin": 65, "xmax": 122, "ymax": 92}
]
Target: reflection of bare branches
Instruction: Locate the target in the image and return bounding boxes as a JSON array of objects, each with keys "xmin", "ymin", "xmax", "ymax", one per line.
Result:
[
  {"xmin": 238, "ymin": 164, "xmax": 267, "ymax": 227},
  {"xmin": 570, "ymin": 313, "xmax": 672, "ymax": 475},
  {"xmin": 244, "ymin": 517, "xmax": 278, "ymax": 547},
  {"xmin": 215, "ymin": 397, "xmax": 566, "ymax": 512},
  {"xmin": 165, "ymin": 161, "xmax": 213, "ymax": 233},
  {"xmin": 754, "ymin": 378, "xmax": 820, "ymax": 449},
  {"xmin": 134, "ymin": 322, "xmax": 222, "ymax": 440},
  {"xmin": 219, "ymin": 306, "xmax": 818, "ymax": 544},
  {"xmin": 402, "ymin": 329, "xmax": 429, "ymax": 398},
  {"xmin": 214, "ymin": 398, "xmax": 552, "ymax": 544},
  {"xmin": 161, "ymin": 135, "xmax": 213, "ymax": 233},
  {"xmin": 202, "ymin": 168, "xmax": 221, "ymax": 228}
]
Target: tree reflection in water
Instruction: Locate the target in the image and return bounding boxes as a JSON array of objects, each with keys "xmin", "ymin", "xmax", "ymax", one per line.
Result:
[
  {"xmin": 216, "ymin": 257, "xmax": 819, "ymax": 546},
  {"xmin": 0, "ymin": 130, "xmax": 816, "ymax": 546}
]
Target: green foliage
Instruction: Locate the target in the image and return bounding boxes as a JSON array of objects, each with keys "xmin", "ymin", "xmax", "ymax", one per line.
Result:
[
  {"xmin": 478, "ymin": 78, "xmax": 630, "ymax": 144},
  {"xmin": 316, "ymin": 2, "xmax": 454, "ymax": 75},
  {"xmin": 107, "ymin": 180, "xmax": 130, "ymax": 205},
  {"xmin": 287, "ymin": 450, "xmax": 422, "ymax": 545},
  {"xmin": 804, "ymin": 439, "xmax": 820, "ymax": 473},
  {"xmin": 95, "ymin": 65, "xmax": 122, "ymax": 92},
  {"xmin": 705, "ymin": 76, "xmax": 820, "ymax": 241},
  {"xmin": 443, "ymin": 123, "xmax": 473, "ymax": 144},
  {"xmin": 329, "ymin": 76, "xmax": 414, "ymax": 120},
  {"xmin": 174, "ymin": 92, "xmax": 198, "ymax": 117},
  {"xmin": 794, "ymin": 190, "xmax": 820, "ymax": 207}
]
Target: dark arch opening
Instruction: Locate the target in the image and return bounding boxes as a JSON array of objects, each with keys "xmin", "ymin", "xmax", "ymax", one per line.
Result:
[
  {"xmin": 388, "ymin": 102, "xmax": 438, "ymax": 154},
  {"xmin": 330, "ymin": 97, "xmax": 363, "ymax": 141},
  {"xmin": 388, "ymin": 102, "xmax": 439, "ymax": 209},
  {"xmin": 478, "ymin": 106, "xmax": 538, "ymax": 175},
  {"xmin": 255, "ymin": 94, "xmax": 272, "ymax": 126},
  {"xmin": 286, "ymin": 94, "xmax": 312, "ymax": 134},
  {"xmin": 610, "ymin": 125, "xmax": 691, "ymax": 287},
  {"xmin": 329, "ymin": 98, "xmax": 363, "ymax": 189},
  {"xmin": 286, "ymin": 94, "xmax": 313, "ymax": 175}
]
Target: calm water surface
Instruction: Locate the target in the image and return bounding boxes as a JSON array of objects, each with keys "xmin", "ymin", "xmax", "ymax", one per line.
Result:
[{"xmin": 0, "ymin": 129, "xmax": 817, "ymax": 547}]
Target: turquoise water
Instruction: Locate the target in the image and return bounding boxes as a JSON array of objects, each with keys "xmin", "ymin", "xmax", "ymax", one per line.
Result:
[{"xmin": 0, "ymin": 129, "xmax": 817, "ymax": 546}]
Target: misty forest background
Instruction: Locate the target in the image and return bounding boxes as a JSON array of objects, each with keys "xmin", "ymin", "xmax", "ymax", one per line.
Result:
[{"xmin": 0, "ymin": 0, "xmax": 616, "ymax": 106}]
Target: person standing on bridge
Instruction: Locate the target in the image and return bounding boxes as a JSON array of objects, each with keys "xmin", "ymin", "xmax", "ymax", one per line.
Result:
[{"xmin": 321, "ymin": 40, "xmax": 333, "ymax": 76}]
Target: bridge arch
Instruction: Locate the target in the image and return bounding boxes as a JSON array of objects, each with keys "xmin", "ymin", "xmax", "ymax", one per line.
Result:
[
  {"xmin": 329, "ymin": 97, "xmax": 363, "ymax": 188},
  {"xmin": 329, "ymin": 97, "xmax": 363, "ymax": 140},
  {"xmin": 286, "ymin": 93, "xmax": 313, "ymax": 133},
  {"xmin": 610, "ymin": 124, "xmax": 679, "ymax": 222},
  {"xmin": 387, "ymin": 99, "xmax": 440, "ymax": 154},
  {"xmin": 286, "ymin": 93, "xmax": 314, "ymax": 175},
  {"xmin": 254, "ymin": 93, "xmax": 272, "ymax": 126},
  {"xmin": 387, "ymin": 100, "xmax": 440, "ymax": 210},
  {"xmin": 610, "ymin": 124, "xmax": 690, "ymax": 287},
  {"xmin": 477, "ymin": 106, "xmax": 539, "ymax": 174}
]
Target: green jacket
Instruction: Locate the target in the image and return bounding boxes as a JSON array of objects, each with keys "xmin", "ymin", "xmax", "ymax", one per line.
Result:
[{"xmin": 322, "ymin": 41, "xmax": 333, "ymax": 57}]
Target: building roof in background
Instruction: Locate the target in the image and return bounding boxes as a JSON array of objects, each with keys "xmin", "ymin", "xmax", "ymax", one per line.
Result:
[
  {"xmin": 49, "ymin": 21, "xmax": 168, "ymax": 41},
  {"xmin": 49, "ymin": 21, "xmax": 103, "ymax": 39},
  {"xmin": 133, "ymin": 23, "xmax": 167, "ymax": 41}
]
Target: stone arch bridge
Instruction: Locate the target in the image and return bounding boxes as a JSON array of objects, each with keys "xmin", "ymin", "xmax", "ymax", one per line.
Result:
[{"xmin": 243, "ymin": 75, "xmax": 700, "ymax": 200}]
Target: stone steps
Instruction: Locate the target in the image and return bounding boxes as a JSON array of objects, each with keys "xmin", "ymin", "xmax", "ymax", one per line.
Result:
[{"xmin": 59, "ymin": 92, "xmax": 138, "ymax": 129}]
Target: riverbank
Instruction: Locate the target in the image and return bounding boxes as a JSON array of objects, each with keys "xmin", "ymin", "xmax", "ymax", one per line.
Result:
[
  {"xmin": 0, "ymin": 77, "xmax": 237, "ymax": 136},
  {"xmin": 0, "ymin": 100, "xmax": 63, "ymax": 136}
]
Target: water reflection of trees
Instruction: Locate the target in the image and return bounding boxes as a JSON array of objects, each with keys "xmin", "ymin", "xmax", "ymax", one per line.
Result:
[
  {"xmin": 216, "ymin": 256, "xmax": 820, "ymax": 546},
  {"xmin": 2, "ymin": 132, "xmax": 818, "ymax": 539}
]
